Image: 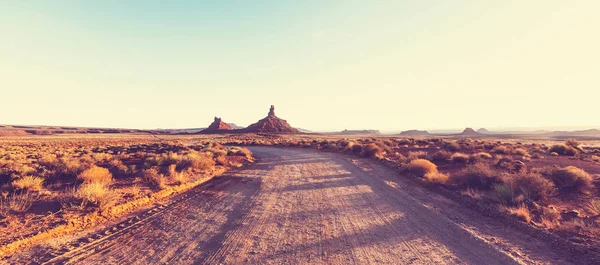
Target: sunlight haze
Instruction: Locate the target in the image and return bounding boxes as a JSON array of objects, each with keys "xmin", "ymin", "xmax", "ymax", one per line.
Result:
[{"xmin": 2, "ymin": 1, "xmax": 599, "ymax": 132}]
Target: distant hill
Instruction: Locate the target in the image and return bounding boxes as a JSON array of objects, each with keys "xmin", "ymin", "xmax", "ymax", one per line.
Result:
[
  {"xmin": 459, "ymin": 128, "xmax": 482, "ymax": 136},
  {"xmin": 544, "ymin": 129, "xmax": 600, "ymax": 138},
  {"xmin": 297, "ymin": 128, "xmax": 313, "ymax": 133},
  {"xmin": 154, "ymin": 128, "xmax": 205, "ymax": 134},
  {"xmin": 337, "ymin": 129, "xmax": 381, "ymax": 135},
  {"xmin": 477, "ymin": 128, "xmax": 490, "ymax": 134},
  {"xmin": 0, "ymin": 124, "xmax": 142, "ymax": 135},
  {"xmin": 399, "ymin": 130, "xmax": 430, "ymax": 136}
]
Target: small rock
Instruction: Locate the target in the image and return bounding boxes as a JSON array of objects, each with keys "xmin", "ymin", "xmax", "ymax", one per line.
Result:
[{"xmin": 561, "ymin": 210, "xmax": 580, "ymax": 221}]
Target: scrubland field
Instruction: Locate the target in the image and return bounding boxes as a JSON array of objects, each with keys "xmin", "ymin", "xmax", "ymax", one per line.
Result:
[
  {"xmin": 0, "ymin": 135, "xmax": 254, "ymax": 257},
  {"xmin": 216, "ymin": 134, "xmax": 600, "ymax": 246},
  {"xmin": 1, "ymin": 133, "xmax": 600, "ymax": 264}
]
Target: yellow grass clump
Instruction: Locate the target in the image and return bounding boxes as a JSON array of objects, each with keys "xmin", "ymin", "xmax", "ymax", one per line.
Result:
[
  {"xmin": 504, "ymin": 204, "xmax": 532, "ymax": 223},
  {"xmin": 548, "ymin": 144, "xmax": 579, "ymax": 156},
  {"xmin": 424, "ymin": 171, "xmax": 448, "ymax": 184},
  {"xmin": 450, "ymin": 152, "xmax": 470, "ymax": 164},
  {"xmin": 78, "ymin": 166, "xmax": 113, "ymax": 185},
  {"xmin": 76, "ymin": 182, "xmax": 120, "ymax": 211},
  {"xmin": 12, "ymin": 176, "xmax": 44, "ymax": 191},
  {"xmin": 406, "ymin": 159, "xmax": 438, "ymax": 177},
  {"xmin": 551, "ymin": 166, "xmax": 594, "ymax": 194}
]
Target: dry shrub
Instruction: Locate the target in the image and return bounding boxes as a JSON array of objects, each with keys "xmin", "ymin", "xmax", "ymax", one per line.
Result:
[
  {"xmin": 493, "ymin": 184, "xmax": 520, "ymax": 205},
  {"xmin": 142, "ymin": 168, "xmax": 167, "ymax": 190},
  {"xmin": 12, "ymin": 176, "xmax": 44, "ymax": 191},
  {"xmin": 91, "ymin": 153, "xmax": 112, "ymax": 162},
  {"xmin": 450, "ymin": 153, "xmax": 470, "ymax": 164},
  {"xmin": 451, "ymin": 163, "xmax": 502, "ymax": 190},
  {"xmin": 513, "ymin": 148, "xmax": 530, "ymax": 156},
  {"xmin": 540, "ymin": 218, "xmax": 558, "ymax": 229},
  {"xmin": 350, "ymin": 144, "xmax": 363, "ymax": 154},
  {"xmin": 127, "ymin": 184, "xmax": 142, "ymax": 198},
  {"xmin": 168, "ymin": 164, "xmax": 189, "ymax": 185},
  {"xmin": 424, "ymin": 171, "xmax": 448, "ymax": 184},
  {"xmin": 170, "ymin": 172, "xmax": 188, "ymax": 185},
  {"xmin": 108, "ymin": 158, "xmax": 128, "ymax": 177},
  {"xmin": 341, "ymin": 141, "xmax": 356, "ymax": 152},
  {"xmin": 396, "ymin": 139, "xmax": 412, "ymax": 145},
  {"xmin": 461, "ymin": 188, "xmax": 482, "ymax": 199},
  {"xmin": 7, "ymin": 191, "xmax": 36, "ymax": 213},
  {"xmin": 541, "ymin": 207, "xmax": 561, "ymax": 229},
  {"xmin": 338, "ymin": 140, "xmax": 353, "ymax": 149},
  {"xmin": 144, "ymin": 155, "xmax": 164, "ymax": 168},
  {"xmin": 204, "ymin": 147, "xmax": 227, "ymax": 157},
  {"xmin": 215, "ymin": 155, "xmax": 228, "ymax": 166},
  {"xmin": 406, "ymin": 159, "xmax": 437, "ymax": 177},
  {"xmin": 556, "ymin": 219, "xmax": 588, "ymax": 235},
  {"xmin": 491, "ymin": 146, "xmax": 510, "ymax": 154},
  {"xmin": 362, "ymin": 143, "xmax": 383, "ymax": 158},
  {"xmin": 443, "ymin": 142, "xmax": 461, "ymax": 152},
  {"xmin": 430, "ymin": 150, "xmax": 451, "ymax": 161},
  {"xmin": 587, "ymin": 199, "xmax": 600, "ymax": 215},
  {"xmin": 565, "ymin": 139, "xmax": 580, "ymax": 148},
  {"xmin": 407, "ymin": 151, "xmax": 427, "ymax": 161},
  {"xmin": 39, "ymin": 156, "xmax": 86, "ymax": 178},
  {"xmin": 37, "ymin": 154, "xmax": 60, "ymax": 170},
  {"xmin": 180, "ymin": 152, "xmax": 216, "ymax": 171},
  {"xmin": 61, "ymin": 158, "xmax": 87, "ymax": 176},
  {"xmin": 548, "ymin": 144, "xmax": 579, "ymax": 156},
  {"xmin": 504, "ymin": 204, "xmax": 531, "ymax": 223},
  {"xmin": 168, "ymin": 164, "xmax": 177, "ymax": 177},
  {"xmin": 551, "ymin": 166, "xmax": 594, "ymax": 194},
  {"xmin": 228, "ymin": 147, "xmax": 253, "ymax": 159},
  {"xmin": 76, "ymin": 183, "xmax": 120, "ymax": 211},
  {"xmin": 0, "ymin": 198, "xmax": 9, "ymax": 217},
  {"xmin": 511, "ymin": 173, "xmax": 555, "ymax": 202},
  {"xmin": 78, "ymin": 166, "xmax": 113, "ymax": 185},
  {"xmin": 375, "ymin": 141, "xmax": 393, "ymax": 154},
  {"xmin": 475, "ymin": 152, "xmax": 493, "ymax": 159},
  {"xmin": 388, "ymin": 152, "xmax": 407, "ymax": 162}
]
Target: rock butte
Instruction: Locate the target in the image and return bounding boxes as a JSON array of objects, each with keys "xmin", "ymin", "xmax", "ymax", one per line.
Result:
[
  {"xmin": 242, "ymin": 105, "xmax": 300, "ymax": 134},
  {"xmin": 203, "ymin": 117, "xmax": 233, "ymax": 133}
]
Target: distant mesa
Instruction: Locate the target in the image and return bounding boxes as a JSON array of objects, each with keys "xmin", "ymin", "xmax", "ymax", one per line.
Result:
[
  {"xmin": 227, "ymin": 123, "xmax": 244, "ymax": 130},
  {"xmin": 202, "ymin": 117, "xmax": 233, "ymax": 133},
  {"xmin": 339, "ymin": 129, "xmax": 381, "ymax": 135},
  {"xmin": 297, "ymin": 128, "xmax": 313, "ymax": 133},
  {"xmin": 477, "ymin": 128, "xmax": 490, "ymax": 134},
  {"xmin": 459, "ymin": 127, "xmax": 482, "ymax": 136},
  {"xmin": 545, "ymin": 129, "xmax": 600, "ymax": 138},
  {"xmin": 241, "ymin": 105, "xmax": 300, "ymax": 134},
  {"xmin": 399, "ymin": 130, "xmax": 430, "ymax": 136}
]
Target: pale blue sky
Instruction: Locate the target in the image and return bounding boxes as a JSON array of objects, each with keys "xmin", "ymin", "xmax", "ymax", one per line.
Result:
[{"xmin": 2, "ymin": 1, "xmax": 599, "ymax": 131}]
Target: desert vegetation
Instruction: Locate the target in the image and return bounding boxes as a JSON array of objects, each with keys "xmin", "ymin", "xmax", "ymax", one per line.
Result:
[
  {"xmin": 0, "ymin": 136, "xmax": 254, "ymax": 252},
  {"xmin": 1, "ymin": 133, "xmax": 600, "ymax": 257},
  {"xmin": 217, "ymin": 134, "xmax": 600, "ymax": 246}
]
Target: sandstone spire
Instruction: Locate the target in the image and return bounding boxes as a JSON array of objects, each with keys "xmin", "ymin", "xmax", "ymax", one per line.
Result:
[{"xmin": 268, "ymin": 105, "xmax": 275, "ymax": 116}]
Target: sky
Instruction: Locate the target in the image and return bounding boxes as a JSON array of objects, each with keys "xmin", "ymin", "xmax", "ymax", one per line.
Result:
[{"xmin": 1, "ymin": 1, "xmax": 599, "ymax": 132}]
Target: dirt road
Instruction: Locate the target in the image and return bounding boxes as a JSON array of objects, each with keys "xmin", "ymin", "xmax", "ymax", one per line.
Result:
[{"xmin": 6, "ymin": 147, "xmax": 574, "ymax": 264}]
